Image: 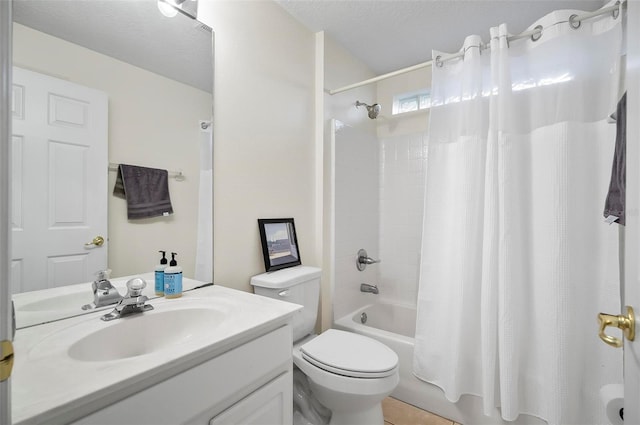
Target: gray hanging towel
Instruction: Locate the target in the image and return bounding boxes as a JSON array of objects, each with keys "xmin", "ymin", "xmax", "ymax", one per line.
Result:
[
  {"xmin": 603, "ymin": 92, "xmax": 626, "ymax": 225},
  {"xmin": 113, "ymin": 164, "xmax": 174, "ymax": 219}
]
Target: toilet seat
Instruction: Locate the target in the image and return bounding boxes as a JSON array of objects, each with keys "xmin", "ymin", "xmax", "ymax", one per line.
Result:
[{"xmin": 300, "ymin": 329, "xmax": 398, "ymax": 378}]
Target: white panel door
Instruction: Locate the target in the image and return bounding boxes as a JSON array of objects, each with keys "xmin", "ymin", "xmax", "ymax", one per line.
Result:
[
  {"xmin": 0, "ymin": 2, "xmax": 11, "ymax": 422},
  {"xmin": 624, "ymin": 1, "xmax": 640, "ymax": 423},
  {"xmin": 11, "ymin": 67, "xmax": 108, "ymax": 292}
]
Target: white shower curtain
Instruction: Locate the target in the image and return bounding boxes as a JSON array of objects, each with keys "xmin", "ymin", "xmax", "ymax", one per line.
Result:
[
  {"xmin": 414, "ymin": 3, "xmax": 624, "ymax": 424},
  {"xmin": 195, "ymin": 120, "xmax": 213, "ymax": 282}
]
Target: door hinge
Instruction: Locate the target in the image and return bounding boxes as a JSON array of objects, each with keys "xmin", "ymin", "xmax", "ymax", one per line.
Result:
[{"xmin": 0, "ymin": 340, "xmax": 14, "ymax": 381}]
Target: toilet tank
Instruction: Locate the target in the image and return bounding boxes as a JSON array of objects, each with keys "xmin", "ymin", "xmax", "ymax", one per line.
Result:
[{"xmin": 250, "ymin": 266, "xmax": 321, "ymax": 342}]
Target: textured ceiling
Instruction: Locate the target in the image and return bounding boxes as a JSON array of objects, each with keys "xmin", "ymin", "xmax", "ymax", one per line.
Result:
[
  {"xmin": 12, "ymin": 0, "xmax": 213, "ymax": 93},
  {"xmin": 276, "ymin": 0, "xmax": 608, "ymax": 75},
  {"xmin": 13, "ymin": 1, "xmax": 610, "ymax": 93}
]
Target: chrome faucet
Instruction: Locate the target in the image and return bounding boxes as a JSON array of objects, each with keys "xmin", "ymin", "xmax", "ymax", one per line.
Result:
[
  {"xmin": 82, "ymin": 269, "xmax": 122, "ymax": 310},
  {"xmin": 360, "ymin": 283, "xmax": 379, "ymax": 294},
  {"xmin": 101, "ymin": 278, "xmax": 153, "ymax": 321}
]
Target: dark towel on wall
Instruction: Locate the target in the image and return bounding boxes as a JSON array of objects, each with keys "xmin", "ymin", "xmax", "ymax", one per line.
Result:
[
  {"xmin": 604, "ymin": 92, "xmax": 627, "ymax": 225},
  {"xmin": 113, "ymin": 164, "xmax": 174, "ymax": 220}
]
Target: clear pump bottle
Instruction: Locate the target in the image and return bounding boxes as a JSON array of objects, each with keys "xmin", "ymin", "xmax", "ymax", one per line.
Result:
[{"xmin": 155, "ymin": 250, "xmax": 168, "ymax": 296}]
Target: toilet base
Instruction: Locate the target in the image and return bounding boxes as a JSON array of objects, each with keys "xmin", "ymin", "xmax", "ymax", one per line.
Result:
[
  {"xmin": 328, "ymin": 403, "xmax": 384, "ymax": 425},
  {"xmin": 306, "ymin": 375, "xmax": 390, "ymax": 425}
]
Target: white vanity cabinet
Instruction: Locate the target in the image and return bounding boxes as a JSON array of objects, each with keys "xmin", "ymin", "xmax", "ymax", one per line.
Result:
[
  {"xmin": 70, "ymin": 324, "xmax": 293, "ymax": 425},
  {"xmin": 12, "ymin": 285, "xmax": 301, "ymax": 425}
]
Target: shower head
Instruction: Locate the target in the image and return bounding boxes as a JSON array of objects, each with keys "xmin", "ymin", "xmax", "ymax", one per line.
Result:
[{"xmin": 356, "ymin": 101, "xmax": 381, "ymax": 119}]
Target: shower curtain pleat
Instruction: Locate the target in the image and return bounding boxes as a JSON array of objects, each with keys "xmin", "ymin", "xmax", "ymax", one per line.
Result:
[
  {"xmin": 413, "ymin": 3, "xmax": 624, "ymax": 424},
  {"xmin": 195, "ymin": 121, "xmax": 213, "ymax": 282}
]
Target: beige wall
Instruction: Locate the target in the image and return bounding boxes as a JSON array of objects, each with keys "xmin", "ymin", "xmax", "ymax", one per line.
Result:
[
  {"xmin": 324, "ymin": 35, "xmax": 377, "ymax": 129},
  {"xmin": 198, "ymin": 1, "xmax": 317, "ymax": 292},
  {"xmin": 198, "ymin": 4, "xmax": 378, "ymax": 332},
  {"xmin": 376, "ymin": 67, "xmax": 431, "ymax": 138},
  {"xmin": 13, "ymin": 23, "xmax": 212, "ymax": 279}
]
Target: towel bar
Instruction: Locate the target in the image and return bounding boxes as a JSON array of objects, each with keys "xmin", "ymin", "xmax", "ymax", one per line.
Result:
[{"xmin": 108, "ymin": 164, "xmax": 185, "ymax": 182}]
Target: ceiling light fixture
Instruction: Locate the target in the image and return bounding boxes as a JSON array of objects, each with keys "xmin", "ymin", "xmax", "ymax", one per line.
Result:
[{"xmin": 157, "ymin": 0, "xmax": 187, "ymax": 18}]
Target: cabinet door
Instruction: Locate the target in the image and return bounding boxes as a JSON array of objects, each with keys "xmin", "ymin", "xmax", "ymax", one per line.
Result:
[{"xmin": 210, "ymin": 372, "xmax": 292, "ymax": 425}]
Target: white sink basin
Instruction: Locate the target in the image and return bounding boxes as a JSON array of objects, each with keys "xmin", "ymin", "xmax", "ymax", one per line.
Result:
[
  {"xmin": 28, "ymin": 301, "xmax": 229, "ymax": 363},
  {"xmin": 68, "ymin": 308, "xmax": 226, "ymax": 361}
]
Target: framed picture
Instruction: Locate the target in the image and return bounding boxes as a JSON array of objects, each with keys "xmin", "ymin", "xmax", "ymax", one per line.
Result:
[{"xmin": 257, "ymin": 218, "xmax": 302, "ymax": 272}]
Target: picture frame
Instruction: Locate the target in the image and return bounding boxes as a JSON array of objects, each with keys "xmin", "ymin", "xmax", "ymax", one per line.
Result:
[{"xmin": 257, "ymin": 218, "xmax": 302, "ymax": 272}]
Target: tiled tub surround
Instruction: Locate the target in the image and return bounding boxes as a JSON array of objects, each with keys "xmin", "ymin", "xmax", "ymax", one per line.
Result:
[
  {"xmin": 332, "ymin": 129, "xmax": 432, "ymax": 419},
  {"xmin": 378, "ymin": 132, "xmax": 428, "ymax": 306},
  {"xmin": 333, "ymin": 123, "xmax": 380, "ymax": 320},
  {"xmin": 333, "ymin": 129, "xmax": 428, "ymax": 321}
]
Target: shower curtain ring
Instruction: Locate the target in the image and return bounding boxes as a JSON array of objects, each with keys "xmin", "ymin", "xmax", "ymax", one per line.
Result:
[
  {"xmin": 569, "ymin": 14, "xmax": 581, "ymax": 29},
  {"xmin": 531, "ymin": 25, "xmax": 543, "ymax": 41},
  {"xmin": 612, "ymin": 1, "xmax": 620, "ymax": 19},
  {"xmin": 435, "ymin": 55, "xmax": 443, "ymax": 68}
]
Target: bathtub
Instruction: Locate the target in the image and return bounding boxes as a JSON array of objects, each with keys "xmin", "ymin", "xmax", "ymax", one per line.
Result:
[{"xmin": 334, "ymin": 302, "xmax": 546, "ymax": 425}]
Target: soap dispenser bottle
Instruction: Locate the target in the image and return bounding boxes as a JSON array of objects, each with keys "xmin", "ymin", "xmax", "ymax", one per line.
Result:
[
  {"xmin": 164, "ymin": 252, "xmax": 183, "ymax": 299},
  {"xmin": 155, "ymin": 250, "xmax": 168, "ymax": 296}
]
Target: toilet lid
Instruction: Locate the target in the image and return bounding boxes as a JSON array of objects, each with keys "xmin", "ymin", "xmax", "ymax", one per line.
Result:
[{"xmin": 300, "ymin": 329, "xmax": 398, "ymax": 378}]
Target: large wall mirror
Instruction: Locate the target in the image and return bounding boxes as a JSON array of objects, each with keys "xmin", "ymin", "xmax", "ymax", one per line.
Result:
[{"xmin": 11, "ymin": 0, "xmax": 213, "ymax": 327}]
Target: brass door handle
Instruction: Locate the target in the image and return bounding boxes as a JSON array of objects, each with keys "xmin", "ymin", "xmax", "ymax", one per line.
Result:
[
  {"xmin": 85, "ymin": 236, "xmax": 105, "ymax": 247},
  {"xmin": 598, "ymin": 306, "xmax": 635, "ymax": 348},
  {"xmin": 0, "ymin": 340, "xmax": 14, "ymax": 382}
]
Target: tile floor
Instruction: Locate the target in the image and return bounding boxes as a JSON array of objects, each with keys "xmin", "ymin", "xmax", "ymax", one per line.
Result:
[{"xmin": 382, "ymin": 397, "xmax": 461, "ymax": 425}]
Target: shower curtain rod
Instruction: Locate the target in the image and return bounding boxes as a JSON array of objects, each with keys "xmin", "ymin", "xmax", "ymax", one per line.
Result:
[{"xmin": 327, "ymin": 1, "xmax": 622, "ymax": 95}]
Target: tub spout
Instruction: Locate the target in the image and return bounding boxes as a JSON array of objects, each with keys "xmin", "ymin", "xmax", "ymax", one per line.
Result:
[{"xmin": 360, "ymin": 283, "xmax": 379, "ymax": 295}]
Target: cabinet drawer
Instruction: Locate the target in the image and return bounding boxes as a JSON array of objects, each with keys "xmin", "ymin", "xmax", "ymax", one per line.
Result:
[{"xmin": 210, "ymin": 372, "xmax": 292, "ymax": 425}]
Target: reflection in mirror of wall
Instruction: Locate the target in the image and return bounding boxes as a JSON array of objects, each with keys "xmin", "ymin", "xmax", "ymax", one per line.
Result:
[{"xmin": 10, "ymin": 0, "xmax": 213, "ymax": 325}]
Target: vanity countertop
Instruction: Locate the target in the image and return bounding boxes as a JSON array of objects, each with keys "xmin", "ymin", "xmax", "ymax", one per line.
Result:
[{"xmin": 11, "ymin": 284, "xmax": 301, "ymax": 425}]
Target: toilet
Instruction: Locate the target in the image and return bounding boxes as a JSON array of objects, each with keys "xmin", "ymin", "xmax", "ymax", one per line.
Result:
[{"xmin": 251, "ymin": 266, "xmax": 399, "ymax": 425}]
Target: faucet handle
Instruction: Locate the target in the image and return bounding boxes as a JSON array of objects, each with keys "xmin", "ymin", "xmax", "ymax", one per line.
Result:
[
  {"xmin": 95, "ymin": 269, "xmax": 112, "ymax": 281},
  {"xmin": 356, "ymin": 249, "xmax": 381, "ymax": 271},
  {"xmin": 126, "ymin": 277, "xmax": 147, "ymax": 296},
  {"xmin": 101, "ymin": 278, "xmax": 153, "ymax": 321}
]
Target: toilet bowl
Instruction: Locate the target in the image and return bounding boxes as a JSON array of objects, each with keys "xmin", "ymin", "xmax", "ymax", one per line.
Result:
[
  {"xmin": 250, "ymin": 266, "xmax": 400, "ymax": 425},
  {"xmin": 293, "ymin": 330, "xmax": 399, "ymax": 425}
]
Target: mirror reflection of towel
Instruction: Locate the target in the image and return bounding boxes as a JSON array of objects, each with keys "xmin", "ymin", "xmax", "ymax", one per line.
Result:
[
  {"xmin": 603, "ymin": 92, "xmax": 626, "ymax": 225},
  {"xmin": 113, "ymin": 164, "xmax": 174, "ymax": 219}
]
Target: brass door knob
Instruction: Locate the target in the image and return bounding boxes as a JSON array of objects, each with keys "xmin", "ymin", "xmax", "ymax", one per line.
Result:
[
  {"xmin": 598, "ymin": 306, "xmax": 635, "ymax": 348},
  {"xmin": 85, "ymin": 236, "xmax": 105, "ymax": 247}
]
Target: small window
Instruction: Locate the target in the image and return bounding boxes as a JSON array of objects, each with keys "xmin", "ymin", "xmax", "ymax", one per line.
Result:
[{"xmin": 392, "ymin": 90, "xmax": 431, "ymax": 115}]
